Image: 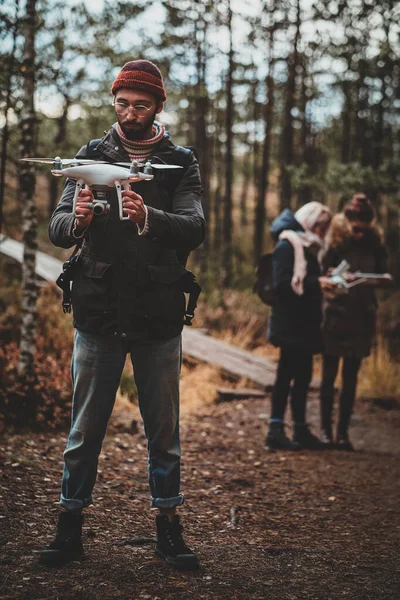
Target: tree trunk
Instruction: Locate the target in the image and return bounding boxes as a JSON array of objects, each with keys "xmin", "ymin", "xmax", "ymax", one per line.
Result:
[
  {"xmin": 48, "ymin": 96, "xmax": 71, "ymax": 215},
  {"xmin": 297, "ymin": 57, "xmax": 312, "ymax": 207},
  {"xmin": 279, "ymin": 0, "xmax": 301, "ymax": 212},
  {"xmin": 239, "ymin": 171, "xmax": 248, "ymax": 228},
  {"xmin": 255, "ymin": 28, "xmax": 275, "ymax": 262},
  {"xmin": 0, "ymin": 0, "xmax": 20, "ymax": 235},
  {"xmin": 341, "ymin": 82, "xmax": 352, "ymax": 164},
  {"xmin": 354, "ymin": 59, "xmax": 369, "ymax": 166},
  {"xmin": 212, "ymin": 99, "xmax": 225, "ymax": 261},
  {"xmin": 251, "ymin": 76, "xmax": 260, "ymax": 215},
  {"xmin": 18, "ymin": 0, "xmax": 38, "ymax": 383},
  {"xmin": 221, "ymin": 0, "xmax": 234, "ymax": 288},
  {"xmin": 193, "ymin": 6, "xmax": 210, "ymax": 274}
]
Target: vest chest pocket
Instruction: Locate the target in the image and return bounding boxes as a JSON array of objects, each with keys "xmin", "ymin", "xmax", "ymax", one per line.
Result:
[
  {"xmin": 144, "ymin": 264, "xmax": 187, "ymax": 322},
  {"xmin": 71, "ymin": 255, "xmax": 113, "ymax": 311}
]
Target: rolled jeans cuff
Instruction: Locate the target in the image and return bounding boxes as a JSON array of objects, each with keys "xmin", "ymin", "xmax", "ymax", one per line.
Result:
[
  {"xmin": 59, "ymin": 494, "xmax": 92, "ymax": 512},
  {"xmin": 151, "ymin": 494, "xmax": 184, "ymax": 509}
]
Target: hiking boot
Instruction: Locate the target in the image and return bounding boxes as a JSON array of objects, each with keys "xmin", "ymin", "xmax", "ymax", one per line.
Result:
[
  {"xmin": 336, "ymin": 432, "xmax": 355, "ymax": 452},
  {"xmin": 265, "ymin": 422, "xmax": 300, "ymax": 450},
  {"xmin": 39, "ymin": 511, "xmax": 84, "ymax": 567},
  {"xmin": 293, "ymin": 424, "xmax": 325, "ymax": 450},
  {"xmin": 155, "ymin": 515, "xmax": 199, "ymax": 570},
  {"xmin": 320, "ymin": 429, "xmax": 334, "ymax": 449}
]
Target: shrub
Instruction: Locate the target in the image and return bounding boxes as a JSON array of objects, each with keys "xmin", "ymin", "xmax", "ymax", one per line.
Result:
[{"xmin": 0, "ymin": 282, "xmax": 74, "ymax": 431}]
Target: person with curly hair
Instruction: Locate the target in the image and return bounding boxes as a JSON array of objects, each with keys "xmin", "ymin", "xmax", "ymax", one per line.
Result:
[{"xmin": 320, "ymin": 194, "xmax": 392, "ymax": 450}]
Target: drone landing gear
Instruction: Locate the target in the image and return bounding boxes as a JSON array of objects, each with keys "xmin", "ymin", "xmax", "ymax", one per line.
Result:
[
  {"xmin": 72, "ymin": 179, "xmax": 86, "ymax": 219},
  {"xmin": 115, "ymin": 180, "xmax": 131, "ymax": 221}
]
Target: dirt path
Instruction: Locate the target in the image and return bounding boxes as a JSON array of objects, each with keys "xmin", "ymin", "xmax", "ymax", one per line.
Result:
[{"xmin": 1, "ymin": 392, "xmax": 399, "ymax": 600}]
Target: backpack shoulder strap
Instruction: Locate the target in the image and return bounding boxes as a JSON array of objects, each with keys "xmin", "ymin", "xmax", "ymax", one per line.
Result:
[
  {"xmin": 85, "ymin": 138, "xmax": 103, "ymax": 158},
  {"xmin": 170, "ymin": 145, "xmax": 197, "ymax": 167},
  {"xmin": 163, "ymin": 145, "xmax": 196, "ymax": 199}
]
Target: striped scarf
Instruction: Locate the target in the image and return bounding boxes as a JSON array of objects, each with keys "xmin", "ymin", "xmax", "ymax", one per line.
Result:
[{"xmin": 116, "ymin": 121, "xmax": 165, "ymax": 161}]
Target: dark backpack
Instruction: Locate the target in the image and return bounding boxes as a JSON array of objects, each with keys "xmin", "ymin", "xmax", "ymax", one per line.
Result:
[{"xmin": 254, "ymin": 253, "xmax": 274, "ymax": 305}]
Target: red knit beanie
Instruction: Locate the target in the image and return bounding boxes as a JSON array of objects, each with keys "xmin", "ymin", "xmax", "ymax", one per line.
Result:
[
  {"xmin": 111, "ymin": 60, "xmax": 167, "ymax": 101},
  {"xmin": 344, "ymin": 193, "xmax": 374, "ymax": 223}
]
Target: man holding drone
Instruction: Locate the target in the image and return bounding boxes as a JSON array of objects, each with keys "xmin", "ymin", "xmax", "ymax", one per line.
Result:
[{"xmin": 40, "ymin": 60, "xmax": 205, "ymax": 569}]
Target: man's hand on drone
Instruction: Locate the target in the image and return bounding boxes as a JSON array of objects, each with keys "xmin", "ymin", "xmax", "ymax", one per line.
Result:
[
  {"xmin": 75, "ymin": 188, "xmax": 95, "ymax": 229},
  {"xmin": 122, "ymin": 189, "xmax": 146, "ymax": 227}
]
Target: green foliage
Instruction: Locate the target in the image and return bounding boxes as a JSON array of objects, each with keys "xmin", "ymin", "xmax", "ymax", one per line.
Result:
[
  {"xmin": 289, "ymin": 159, "xmax": 400, "ymax": 206},
  {"xmin": 325, "ymin": 161, "xmax": 400, "ymax": 198}
]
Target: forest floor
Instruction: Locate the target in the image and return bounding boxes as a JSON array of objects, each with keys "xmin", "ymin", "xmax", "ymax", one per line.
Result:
[{"xmin": 1, "ymin": 387, "xmax": 399, "ymax": 600}]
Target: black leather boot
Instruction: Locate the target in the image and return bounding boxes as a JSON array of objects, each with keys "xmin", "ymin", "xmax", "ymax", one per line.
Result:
[
  {"xmin": 336, "ymin": 431, "xmax": 355, "ymax": 451},
  {"xmin": 320, "ymin": 429, "xmax": 334, "ymax": 448},
  {"xmin": 265, "ymin": 422, "xmax": 300, "ymax": 450},
  {"xmin": 320, "ymin": 391, "xmax": 334, "ymax": 448},
  {"xmin": 39, "ymin": 511, "xmax": 84, "ymax": 567},
  {"xmin": 155, "ymin": 515, "xmax": 198, "ymax": 570},
  {"xmin": 293, "ymin": 424, "xmax": 325, "ymax": 450}
]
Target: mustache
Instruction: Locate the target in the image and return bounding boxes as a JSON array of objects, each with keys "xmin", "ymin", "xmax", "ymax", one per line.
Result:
[{"xmin": 121, "ymin": 122, "xmax": 143, "ymax": 129}]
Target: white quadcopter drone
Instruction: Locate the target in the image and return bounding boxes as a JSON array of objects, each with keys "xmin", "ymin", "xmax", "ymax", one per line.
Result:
[
  {"xmin": 328, "ymin": 260, "xmax": 389, "ymax": 291},
  {"xmin": 21, "ymin": 156, "xmax": 182, "ymax": 220}
]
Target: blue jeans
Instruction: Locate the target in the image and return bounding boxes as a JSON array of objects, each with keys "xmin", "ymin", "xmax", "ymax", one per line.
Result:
[{"xmin": 60, "ymin": 330, "xmax": 184, "ymax": 511}]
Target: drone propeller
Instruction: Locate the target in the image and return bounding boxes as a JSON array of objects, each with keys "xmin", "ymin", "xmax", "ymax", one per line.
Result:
[
  {"xmin": 21, "ymin": 157, "xmax": 107, "ymax": 166},
  {"xmin": 114, "ymin": 161, "xmax": 183, "ymax": 170}
]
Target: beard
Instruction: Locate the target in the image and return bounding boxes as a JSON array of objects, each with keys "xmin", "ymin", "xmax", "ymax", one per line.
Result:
[{"xmin": 118, "ymin": 109, "xmax": 157, "ymax": 141}]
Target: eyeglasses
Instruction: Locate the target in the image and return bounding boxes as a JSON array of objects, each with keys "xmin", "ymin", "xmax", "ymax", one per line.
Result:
[{"xmin": 112, "ymin": 99, "xmax": 154, "ymax": 117}]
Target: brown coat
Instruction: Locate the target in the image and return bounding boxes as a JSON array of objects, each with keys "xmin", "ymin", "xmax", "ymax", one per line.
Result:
[{"xmin": 322, "ymin": 214, "xmax": 388, "ymax": 358}]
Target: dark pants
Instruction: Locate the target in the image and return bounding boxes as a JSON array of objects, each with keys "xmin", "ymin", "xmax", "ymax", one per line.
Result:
[
  {"xmin": 271, "ymin": 347, "xmax": 313, "ymax": 424},
  {"xmin": 320, "ymin": 354, "xmax": 362, "ymax": 437}
]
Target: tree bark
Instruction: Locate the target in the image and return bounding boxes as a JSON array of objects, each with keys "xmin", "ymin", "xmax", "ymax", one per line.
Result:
[
  {"xmin": 354, "ymin": 58, "xmax": 369, "ymax": 166},
  {"xmin": 255, "ymin": 27, "xmax": 275, "ymax": 262},
  {"xmin": 18, "ymin": 0, "xmax": 38, "ymax": 382},
  {"xmin": 212, "ymin": 96, "xmax": 225, "ymax": 260},
  {"xmin": 341, "ymin": 82, "xmax": 352, "ymax": 164},
  {"xmin": 279, "ymin": 0, "xmax": 301, "ymax": 212},
  {"xmin": 221, "ymin": 0, "xmax": 234, "ymax": 288},
  {"xmin": 297, "ymin": 56, "xmax": 313, "ymax": 207},
  {"xmin": 48, "ymin": 95, "xmax": 71, "ymax": 215},
  {"xmin": 0, "ymin": 0, "xmax": 20, "ymax": 235},
  {"xmin": 193, "ymin": 4, "xmax": 210, "ymax": 274}
]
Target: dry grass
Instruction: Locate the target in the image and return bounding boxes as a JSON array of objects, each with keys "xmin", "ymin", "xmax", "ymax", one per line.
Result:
[{"xmin": 358, "ymin": 335, "xmax": 400, "ymax": 400}]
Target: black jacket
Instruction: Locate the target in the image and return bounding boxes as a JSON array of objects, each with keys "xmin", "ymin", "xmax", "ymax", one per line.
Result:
[
  {"xmin": 48, "ymin": 126, "xmax": 206, "ymax": 341},
  {"xmin": 322, "ymin": 227, "xmax": 388, "ymax": 358},
  {"xmin": 267, "ymin": 209, "xmax": 323, "ymax": 353}
]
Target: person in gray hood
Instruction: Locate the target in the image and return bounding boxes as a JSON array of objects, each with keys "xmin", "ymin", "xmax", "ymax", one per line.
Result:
[{"xmin": 265, "ymin": 202, "xmax": 333, "ymax": 451}]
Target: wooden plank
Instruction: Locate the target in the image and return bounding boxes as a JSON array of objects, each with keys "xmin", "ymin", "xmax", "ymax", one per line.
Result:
[
  {"xmin": 0, "ymin": 235, "xmax": 63, "ymax": 282},
  {"xmin": 1, "ymin": 235, "xmax": 320, "ymax": 390},
  {"xmin": 217, "ymin": 388, "xmax": 267, "ymax": 402},
  {"xmin": 182, "ymin": 327, "xmax": 277, "ymax": 389}
]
